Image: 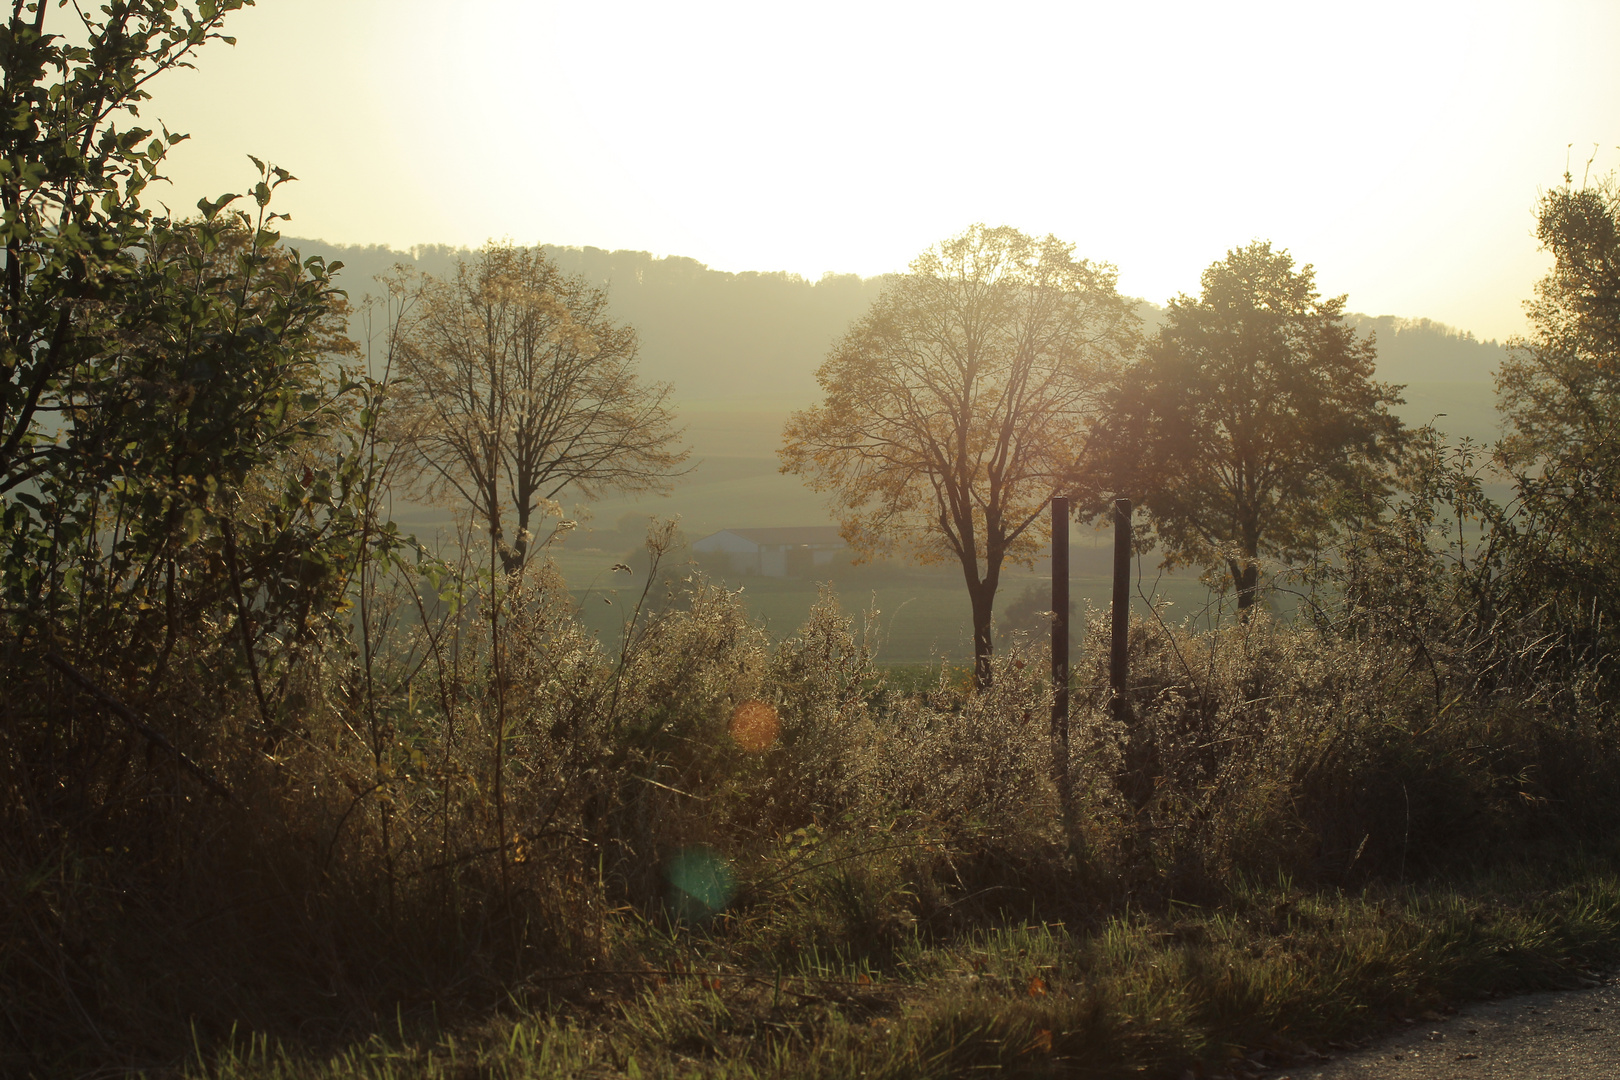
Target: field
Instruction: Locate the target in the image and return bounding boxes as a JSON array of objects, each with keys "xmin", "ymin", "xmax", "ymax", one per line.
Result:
[{"xmin": 388, "ymin": 404, "xmax": 1227, "ymax": 666}]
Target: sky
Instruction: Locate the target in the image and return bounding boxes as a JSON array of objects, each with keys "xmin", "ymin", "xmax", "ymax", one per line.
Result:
[{"xmin": 136, "ymin": 0, "xmax": 1620, "ymax": 343}]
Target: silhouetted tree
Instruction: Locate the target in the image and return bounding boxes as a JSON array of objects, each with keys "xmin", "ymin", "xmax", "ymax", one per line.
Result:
[
  {"xmin": 1092, "ymin": 242, "xmax": 1405, "ymax": 612},
  {"xmin": 393, "ymin": 244, "xmax": 687, "ymax": 571},
  {"xmin": 781, "ymin": 225, "xmax": 1137, "ymax": 688},
  {"xmin": 1493, "ymin": 172, "xmax": 1620, "ymax": 634},
  {"xmin": 0, "ymin": 0, "xmax": 249, "ymax": 498}
]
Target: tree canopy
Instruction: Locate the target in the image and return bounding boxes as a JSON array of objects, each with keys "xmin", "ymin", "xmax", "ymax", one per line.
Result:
[
  {"xmin": 781, "ymin": 225, "xmax": 1138, "ymax": 688},
  {"xmin": 0, "ymin": 3, "xmax": 377, "ymax": 667},
  {"xmin": 1493, "ymin": 173, "xmax": 1620, "ymax": 637},
  {"xmin": 391, "ymin": 243, "xmax": 687, "ymax": 572},
  {"xmin": 1091, "ymin": 241, "xmax": 1405, "ymax": 611},
  {"xmin": 1, "ymin": 0, "xmax": 253, "ymax": 498}
]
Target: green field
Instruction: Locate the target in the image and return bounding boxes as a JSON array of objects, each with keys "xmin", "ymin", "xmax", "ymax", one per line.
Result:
[{"xmin": 551, "ymin": 542, "xmax": 1220, "ymax": 665}]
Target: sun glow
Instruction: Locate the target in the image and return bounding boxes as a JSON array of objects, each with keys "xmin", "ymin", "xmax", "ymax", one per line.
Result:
[{"xmin": 144, "ymin": 0, "xmax": 1620, "ymax": 341}]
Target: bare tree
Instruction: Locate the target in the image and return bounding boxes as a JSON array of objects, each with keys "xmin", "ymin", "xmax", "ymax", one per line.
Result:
[{"xmin": 393, "ymin": 244, "xmax": 687, "ymax": 570}]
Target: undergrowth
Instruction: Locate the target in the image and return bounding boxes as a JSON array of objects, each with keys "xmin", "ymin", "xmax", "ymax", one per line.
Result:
[{"xmin": 5, "ymin": 518, "xmax": 1620, "ymax": 1077}]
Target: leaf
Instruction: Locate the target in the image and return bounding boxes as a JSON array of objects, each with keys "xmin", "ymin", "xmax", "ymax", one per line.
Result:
[
  {"xmin": 1027, "ymin": 975, "xmax": 1047, "ymax": 997},
  {"xmin": 181, "ymin": 507, "xmax": 207, "ymax": 546}
]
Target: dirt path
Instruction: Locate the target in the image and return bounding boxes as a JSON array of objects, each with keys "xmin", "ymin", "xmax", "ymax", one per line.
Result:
[{"xmin": 1286, "ymin": 981, "xmax": 1619, "ymax": 1079}]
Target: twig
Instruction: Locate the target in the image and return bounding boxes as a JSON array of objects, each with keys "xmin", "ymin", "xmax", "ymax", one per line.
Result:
[{"xmin": 44, "ymin": 651, "xmax": 236, "ymax": 803}]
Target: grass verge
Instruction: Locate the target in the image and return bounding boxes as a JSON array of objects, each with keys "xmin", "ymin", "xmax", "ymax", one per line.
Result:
[{"xmin": 184, "ymin": 865, "xmax": 1620, "ymax": 1079}]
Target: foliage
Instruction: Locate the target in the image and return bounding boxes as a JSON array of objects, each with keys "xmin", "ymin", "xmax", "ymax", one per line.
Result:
[
  {"xmin": 0, "ymin": 0, "xmax": 376, "ymax": 688},
  {"xmin": 1092, "ymin": 241, "xmax": 1406, "ymax": 610},
  {"xmin": 5, "ymin": 184, "xmax": 372, "ymax": 665},
  {"xmin": 175, "ymin": 875, "xmax": 1620, "ymax": 1079},
  {"xmin": 10, "ymin": 495, "xmax": 1620, "ymax": 1072},
  {"xmin": 1492, "ymin": 173, "xmax": 1620, "ymax": 652},
  {"xmin": 0, "ymin": 0, "xmax": 252, "ymax": 497},
  {"xmin": 390, "ymin": 243, "xmax": 688, "ymax": 571},
  {"xmin": 782, "ymin": 224, "xmax": 1138, "ymax": 687}
]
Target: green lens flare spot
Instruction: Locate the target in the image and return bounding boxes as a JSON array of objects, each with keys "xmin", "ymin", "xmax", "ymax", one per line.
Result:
[{"xmin": 665, "ymin": 846, "xmax": 734, "ymax": 922}]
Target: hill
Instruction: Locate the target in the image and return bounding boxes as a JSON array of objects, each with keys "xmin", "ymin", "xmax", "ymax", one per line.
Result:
[
  {"xmin": 295, "ymin": 238, "xmax": 1509, "ymax": 418},
  {"xmin": 289, "ymin": 238, "xmax": 887, "ymax": 407}
]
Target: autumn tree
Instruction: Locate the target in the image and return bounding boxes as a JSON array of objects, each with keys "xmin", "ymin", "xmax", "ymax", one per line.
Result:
[
  {"xmin": 393, "ymin": 244, "xmax": 687, "ymax": 572},
  {"xmin": 781, "ymin": 225, "xmax": 1137, "ymax": 689},
  {"xmin": 1493, "ymin": 170, "xmax": 1620, "ymax": 633},
  {"xmin": 1092, "ymin": 241, "xmax": 1405, "ymax": 612}
]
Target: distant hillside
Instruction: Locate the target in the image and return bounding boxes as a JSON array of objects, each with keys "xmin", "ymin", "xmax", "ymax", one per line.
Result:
[
  {"xmin": 288, "ymin": 238, "xmax": 888, "ymax": 406},
  {"xmin": 1348, "ymin": 314, "xmax": 1506, "ymax": 384},
  {"xmin": 1346, "ymin": 315, "xmax": 1507, "ymax": 444},
  {"xmin": 1124, "ymin": 306, "xmax": 1505, "ymax": 442},
  {"xmin": 291, "ymin": 238, "xmax": 1511, "ymax": 449}
]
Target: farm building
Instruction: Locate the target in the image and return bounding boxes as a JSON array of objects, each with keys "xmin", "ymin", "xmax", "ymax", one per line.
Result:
[{"xmin": 691, "ymin": 526, "xmax": 846, "ymax": 577}]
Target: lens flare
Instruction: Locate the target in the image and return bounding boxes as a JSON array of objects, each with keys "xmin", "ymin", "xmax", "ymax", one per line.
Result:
[
  {"xmin": 728, "ymin": 700, "xmax": 779, "ymax": 752},
  {"xmin": 665, "ymin": 845, "xmax": 734, "ymax": 922}
]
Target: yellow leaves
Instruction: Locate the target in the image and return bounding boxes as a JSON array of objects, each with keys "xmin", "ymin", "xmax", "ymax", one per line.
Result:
[
  {"xmin": 781, "ymin": 225, "xmax": 1131, "ymax": 577},
  {"xmin": 181, "ymin": 506, "xmax": 207, "ymax": 545}
]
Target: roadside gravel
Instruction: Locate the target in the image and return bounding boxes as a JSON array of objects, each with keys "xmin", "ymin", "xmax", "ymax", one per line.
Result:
[{"xmin": 1284, "ymin": 980, "xmax": 1620, "ymax": 1079}]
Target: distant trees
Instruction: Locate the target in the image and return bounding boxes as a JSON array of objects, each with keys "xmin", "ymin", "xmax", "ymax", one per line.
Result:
[
  {"xmin": 393, "ymin": 244, "xmax": 687, "ymax": 572},
  {"xmin": 1091, "ymin": 242, "xmax": 1405, "ymax": 612},
  {"xmin": 781, "ymin": 225, "xmax": 1138, "ymax": 688}
]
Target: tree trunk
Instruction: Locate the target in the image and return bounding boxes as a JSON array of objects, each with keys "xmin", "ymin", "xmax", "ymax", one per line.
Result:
[
  {"xmin": 1227, "ymin": 556, "xmax": 1261, "ymax": 615},
  {"xmin": 968, "ymin": 580, "xmax": 995, "ymax": 691},
  {"xmin": 504, "ymin": 495, "xmax": 532, "ymax": 574}
]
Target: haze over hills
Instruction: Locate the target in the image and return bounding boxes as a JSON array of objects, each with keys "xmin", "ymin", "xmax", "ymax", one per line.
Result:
[
  {"xmin": 300, "ymin": 237, "xmax": 1509, "ymax": 399},
  {"xmin": 295, "ymin": 235, "xmax": 1514, "ymax": 549},
  {"xmin": 296, "ymin": 239, "xmax": 889, "ymax": 406}
]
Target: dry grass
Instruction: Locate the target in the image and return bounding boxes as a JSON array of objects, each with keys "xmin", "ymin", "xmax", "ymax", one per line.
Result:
[{"xmin": 5, "ymin": 522, "xmax": 1620, "ymax": 1077}]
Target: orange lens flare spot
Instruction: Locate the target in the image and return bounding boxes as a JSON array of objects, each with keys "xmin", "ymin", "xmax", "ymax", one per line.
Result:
[{"xmin": 728, "ymin": 700, "xmax": 779, "ymax": 752}]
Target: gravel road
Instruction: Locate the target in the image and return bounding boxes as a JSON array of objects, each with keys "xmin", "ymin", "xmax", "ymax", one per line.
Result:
[{"xmin": 1283, "ymin": 981, "xmax": 1620, "ymax": 1079}]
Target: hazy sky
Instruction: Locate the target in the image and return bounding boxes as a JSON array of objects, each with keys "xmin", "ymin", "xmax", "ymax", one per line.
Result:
[{"xmin": 140, "ymin": 0, "xmax": 1619, "ymax": 343}]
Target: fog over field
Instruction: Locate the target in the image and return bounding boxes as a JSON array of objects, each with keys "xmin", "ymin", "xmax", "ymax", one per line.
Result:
[{"xmin": 288, "ymin": 237, "xmax": 1513, "ymax": 661}]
